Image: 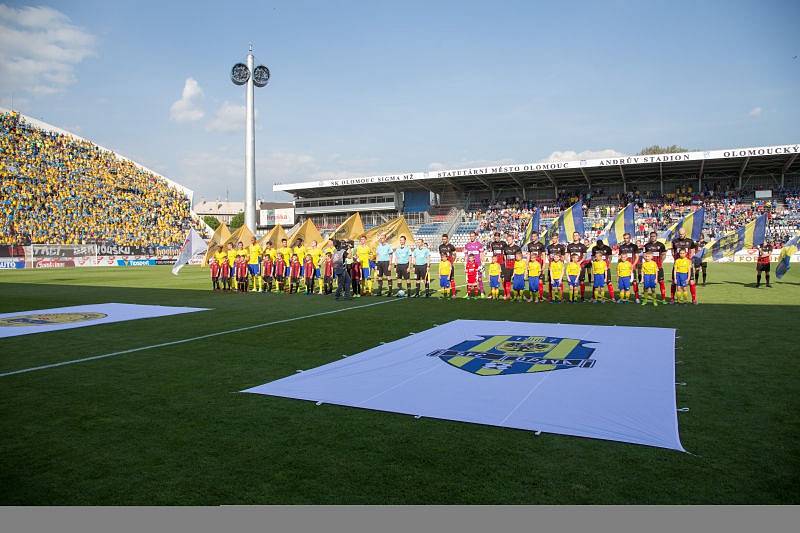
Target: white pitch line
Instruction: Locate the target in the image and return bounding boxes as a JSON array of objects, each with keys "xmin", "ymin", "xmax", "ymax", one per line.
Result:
[{"xmin": 0, "ymin": 298, "xmax": 399, "ymax": 379}]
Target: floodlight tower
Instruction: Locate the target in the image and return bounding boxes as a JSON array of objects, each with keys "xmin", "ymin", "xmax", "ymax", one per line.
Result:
[{"xmin": 231, "ymin": 44, "xmax": 270, "ymax": 233}]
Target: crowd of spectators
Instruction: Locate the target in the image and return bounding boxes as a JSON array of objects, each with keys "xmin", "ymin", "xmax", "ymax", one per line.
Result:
[
  {"xmin": 466, "ymin": 189, "xmax": 799, "ymax": 248},
  {"xmin": 1, "ymin": 111, "xmax": 200, "ymax": 247}
]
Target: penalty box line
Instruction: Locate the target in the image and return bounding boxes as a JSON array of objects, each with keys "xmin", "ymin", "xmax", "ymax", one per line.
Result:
[{"xmin": 0, "ymin": 298, "xmax": 401, "ymax": 379}]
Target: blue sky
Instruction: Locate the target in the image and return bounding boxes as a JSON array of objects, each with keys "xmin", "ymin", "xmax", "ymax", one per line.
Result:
[{"xmin": 2, "ymin": 0, "xmax": 798, "ymax": 202}]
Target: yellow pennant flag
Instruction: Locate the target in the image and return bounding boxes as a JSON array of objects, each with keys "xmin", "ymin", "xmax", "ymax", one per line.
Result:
[
  {"xmin": 364, "ymin": 216, "xmax": 414, "ymax": 249},
  {"xmin": 202, "ymin": 222, "xmax": 231, "ymax": 266}
]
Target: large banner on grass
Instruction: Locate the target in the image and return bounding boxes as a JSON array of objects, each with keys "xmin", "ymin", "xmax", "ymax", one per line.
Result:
[
  {"xmin": 244, "ymin": 320, "xmax": 684, "ymax": 451},
  {"xmin": 0, "ymin": 303, "xmax": 207, "ymax": 338}
]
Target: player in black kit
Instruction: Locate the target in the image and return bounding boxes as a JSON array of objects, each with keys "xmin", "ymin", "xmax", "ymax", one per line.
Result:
[
  {"xmin": 565, "ymin": 231, "xmax": 588, "ymax": 300},
  {"xmin": 439, "ymin": 233, "xmax": 457, "ymax": 297},
  {"xmin": 643, "ymin": 231, "xmax": 667, "ymax": 301},
  {"xmin": 693, "ymin": 236, "xmax": 708, "ymax": 285},
  {"xmin": 490, "ymin": 232, "xmax": 506, "ymax": 266},
  {"xmin": 501, "ymin": 233, "xmax": 522, "ymax": 300}
]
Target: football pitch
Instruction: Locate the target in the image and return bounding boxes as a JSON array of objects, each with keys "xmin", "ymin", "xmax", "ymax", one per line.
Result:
[{"xmin": 1, "ymin": 264, "xmax": 798, "ymax": 505}]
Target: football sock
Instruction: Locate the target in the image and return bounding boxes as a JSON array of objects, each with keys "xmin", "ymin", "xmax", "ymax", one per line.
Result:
[{"xmin": 689, "ymin": 283, "xmax": 697, "ymax": 303}]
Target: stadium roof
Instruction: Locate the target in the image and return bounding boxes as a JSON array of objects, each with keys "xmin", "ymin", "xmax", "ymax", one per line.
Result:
[{"xmin": 274, "ymin": 143, "xmax": 800, "ymax": 197}]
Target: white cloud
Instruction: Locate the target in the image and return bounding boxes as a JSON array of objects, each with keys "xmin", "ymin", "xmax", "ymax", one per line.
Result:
[
  {"xmin": 428, "ymin": 158, "xmax": 515, "ymax": 171},
  {"xmin": 0, "ymin": 4, "xmax": 96, "ymax": 95},
  {"xmin": 180, "ymin": 150, "xmax": 320, "ymax": 201},
  {"xmin": 179, "ymin": 150, "xmax": 384, "ymax": 201},
  {"xmin": 425, "ymin": 151, "xmax": 625, "ymax": 172},
  {"xmin": 205, "ymin": 101, "xmax": 257, "ymax": 132},
  {"xmin": 169, "ymin": 77, "xmax": 204, "ymax": 122},
  {"xmin": 748, "ymin": 106, "xmax": 762, "ymax": 118},
  {"xmin": 536, "ymin": 149, "xmax": 625, "ymax": 163}
]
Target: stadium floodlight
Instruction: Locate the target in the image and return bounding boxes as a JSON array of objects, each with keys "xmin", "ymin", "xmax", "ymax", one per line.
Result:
[
  {"xmin": 231, "ymin": 44, "xmax": 270, "ymax": 233},
  {"xmin": 230, "ymin": 63, "xmax": 250, "ymax": 85}
]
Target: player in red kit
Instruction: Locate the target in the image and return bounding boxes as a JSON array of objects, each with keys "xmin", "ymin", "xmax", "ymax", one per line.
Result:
[
  {"xmin": 261, "ymin": 254, "xmax": 274, "ymax": 293},
  {"xmin": 322, "ymin": 251, "xmax": 334, "ymax": 294},
  {"xmin": 210, "ymin": 258, "xmax": 221, "ymax": 290},
  {"xmin": 289, "ymin": 254, "xmax": 301, "ymax": 294},
  {"xmin": 219, "ymin": 252, "xmax": 230, "ymax": 291},
  {"xmin": 756, "ymin": 241, "xmax": 773, "ymax": 287},
  {"xmin": 351, "ymin": 257, "xmax": 362, "ymax": 297},
  {"xmin": 303, "ymin": 255, "xmax": 316, "ymax": 295},
  {"xmin": 274, "ymin": 254, "xmax": 287, "ymax": 293},
  {"xmin": 235, "ymin": 255, "xmax": 249, "ymax": 292},
  {"xmin": 465, "ymin": 253, "xmax": 480, "ymax": 298}
]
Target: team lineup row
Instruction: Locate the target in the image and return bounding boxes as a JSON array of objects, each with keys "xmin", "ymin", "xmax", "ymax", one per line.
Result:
[{"xmin": 205, "ymin": 228, "xmax": 775, "ymax": 304}]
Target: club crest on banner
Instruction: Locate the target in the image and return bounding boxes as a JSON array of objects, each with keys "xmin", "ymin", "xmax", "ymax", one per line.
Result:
[
  {"xmin": 0, "ymin": 312, "xmax": 108, "ymax": 327},
  {"xmin": 426, "ymin": 335, "xmax": 596, "ymax": 376}
]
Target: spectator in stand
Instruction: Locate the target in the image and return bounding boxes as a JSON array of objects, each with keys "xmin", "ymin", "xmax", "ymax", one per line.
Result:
[{"xmin": 0, "ymin": 111, "xmax": 201, "ymax": 246}]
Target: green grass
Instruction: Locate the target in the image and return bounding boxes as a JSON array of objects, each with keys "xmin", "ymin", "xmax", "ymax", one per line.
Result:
[{"xmin": 1, "ymin": 264, "xmax": 799, "ymax": 504}]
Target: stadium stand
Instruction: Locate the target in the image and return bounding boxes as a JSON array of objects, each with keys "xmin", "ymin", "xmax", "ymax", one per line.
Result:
[{"xmin": 0, "ymin": 110, "xmax": 204, "ymax": 246}]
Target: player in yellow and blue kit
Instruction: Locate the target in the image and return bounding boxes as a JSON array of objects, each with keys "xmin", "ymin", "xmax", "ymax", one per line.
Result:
[
  {"xmin": 526, "ymin": 255, "xmax": 541, "ymax": 302},
  {"xmin": 548, "ymin": 252, "xmax": 565, "ymax": 303},
  {"xmin": 511, "ymin": 251, "xmax": 526, "ymax": 301},
  {"xmin": 591, "ymin": 250, "xmax": 609, "ymax": 303},
  {"xmin": 566, "ymin": 253, "xmax": 582, "ymax": 302},
  {"xmin": 277, "ymin": 238, "xmax": 292, "ymax": 281},
  {"xmin": 438, "ymin": 258, "xmax": 453, "ymax": 299},
  {"xmin": 641, "ymin": 251, "xmax": 659, "ymax": 306},
  {"xmin": 616, "ymin": 252, "xmax": 633, "ymax": 303},
  {"xmin": 673, "ymin": 249, "xmax": 693, "ymax": 304},
  {"xmin": 226, "ymin": 243, "xmax": 238, "ymax": 283},
  {"xmin": 487, "ymin": 260, "xmax": 502, "ymax": 299},
  {"xmin": 247, "ymin": 237, "xmax": 262, "ymax": 292},
  {"xmin": 355, "ymin": 235, "xmax": 373, "ymax": 295}
]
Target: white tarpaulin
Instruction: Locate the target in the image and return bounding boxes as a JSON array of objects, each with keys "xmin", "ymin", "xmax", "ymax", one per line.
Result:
[
  {"xmin": 0, "ymin": 303, "xmax": 208, "ymax": 338},
  {"xmin": 244, "ymin": 320, "xmax": 685, "ymax": 451}
]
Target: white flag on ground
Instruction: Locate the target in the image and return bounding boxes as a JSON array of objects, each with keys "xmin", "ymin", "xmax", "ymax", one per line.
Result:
[
  {"xmin": 243, "ymin": 320, "xmax": 685, "ymax": 451},
  {"xmin": 172, "ymin": 228, "xmax": 208, "ymax": 275}
]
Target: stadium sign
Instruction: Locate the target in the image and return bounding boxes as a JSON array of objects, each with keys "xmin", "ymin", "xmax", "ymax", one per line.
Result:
[
  {"xmin": 99, "ymin": 245, "xmax": 164, "ymax": 256},
  {"xmin": 116, "ymin": 259, "xmax": 156, "ymax": 267},
  {"xmin": 273, "ymin": 143, "xmax": 800, "ymax": 192},
  {"xmin": 259, "ymin": 208, "xmax": 295, "ymax": 226},
  {"xmin": 0, "ymin": 260, "xmax": 24, "ymax": 269},
  {"xmin": 31, "ymin": 245, "xmax": 95, "ymax": 258}
]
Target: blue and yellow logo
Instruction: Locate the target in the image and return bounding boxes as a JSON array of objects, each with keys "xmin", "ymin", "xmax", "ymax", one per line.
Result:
[
  {"xmin": 0, "ymin": 312, "xmax": 107, "ymax": 327},
  {"xmin": 427, "ymin": 335, "xmax": 596, "ymax": 376}
]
